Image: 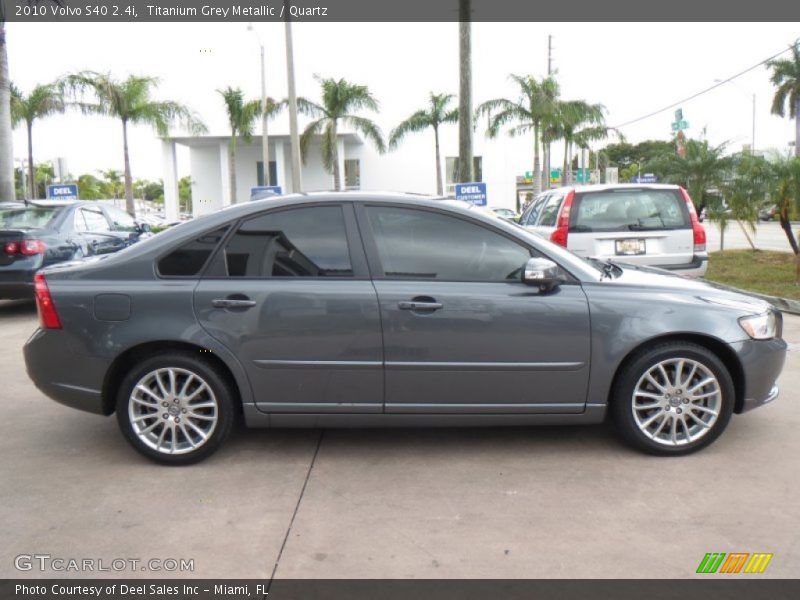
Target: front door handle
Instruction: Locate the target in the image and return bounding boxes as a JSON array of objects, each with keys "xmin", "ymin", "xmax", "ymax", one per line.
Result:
[
  {"xmin": 212, "ymin": 298, "xmax": 257, "ymax": 309},
  {"xmin": 398, "ymin": 298, "xmax": 443, "ymax": 312}
]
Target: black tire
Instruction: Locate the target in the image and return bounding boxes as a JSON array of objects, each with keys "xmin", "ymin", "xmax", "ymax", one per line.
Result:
[
  {"xmin": 116, "ymin": 352, "xmax": 236, "ymax": 465},
  {"xmin": 611, "ymin": 342, "xmax": 735, "ymax": 456}
]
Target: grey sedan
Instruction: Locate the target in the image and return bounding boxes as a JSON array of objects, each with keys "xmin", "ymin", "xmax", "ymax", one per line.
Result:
[{"xmin": 23, "ymin": 193, "xmax": 786, "ymax": 464}]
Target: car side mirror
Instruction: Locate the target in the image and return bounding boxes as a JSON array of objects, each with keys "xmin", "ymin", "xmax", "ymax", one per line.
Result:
[
  {"xmin": 522, "ymin": 257, "xmax": 560, "ymax": 292},
  {"xmin": 137, "ymin": 222, "xmax": 151, "ymax": 233}
]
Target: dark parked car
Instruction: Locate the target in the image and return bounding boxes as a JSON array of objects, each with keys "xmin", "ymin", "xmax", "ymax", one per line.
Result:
[
  {"xmin": 0, "ymin": 200, "xmax": 151, "ymax": 299},
  {"xmin": 24, "ymin": 193, "xmax": 786, "ymax": 464}
]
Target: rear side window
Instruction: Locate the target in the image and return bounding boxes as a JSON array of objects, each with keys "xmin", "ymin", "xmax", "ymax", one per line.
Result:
[
  {"xmin": 76, "ymin": 208, "xmax": 111, "ymax": 232},
  {"xmin": 223, "ymin": 206, "xmax": 353, "ymax": 278},
  {"xmin": 158, "ymin": 227, "xmax": 229, "ymax": 277},
  {"xmin": 571, "ymin": 189, "xmax": 690, "ymax": 232}
]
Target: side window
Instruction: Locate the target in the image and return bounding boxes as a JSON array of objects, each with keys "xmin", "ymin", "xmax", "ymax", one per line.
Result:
[
  {"xmin": 223, "ymin": 206, "xmax": 353, "ymax": 278},
  {"xmin": 158, "ymin": 227, "xmax": 229, "ymax": 277},
  {"xmin": 366, "ymin": 206, "xmax": 530, "ymax": 282},
  {"xmin": 105, "ymin": 206, "xmax": 138, "ymax": 232},
  {"xmin": 79, "ymin": 208, "xmax": 111, "ymax": 232},
  {"xmin": 536, "ymin": 194, "xmax": 564, "ymax": 227}
]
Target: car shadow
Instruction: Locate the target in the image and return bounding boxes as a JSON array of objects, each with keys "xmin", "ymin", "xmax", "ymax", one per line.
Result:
[{"xmin": 0, "ymin": 299, "xmax": 36, "ymax": 318}]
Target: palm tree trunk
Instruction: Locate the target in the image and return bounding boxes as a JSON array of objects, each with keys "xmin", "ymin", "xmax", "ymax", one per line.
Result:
[
  {"xmin": 0, "ymin": 22, "xmax": 15, "ymax": 200},
  {"xmin": 457, "ymin": 2, "xmax": 473, "ymax": 184},
  {"xmin": 26, "ymin": 120, "xmax": 34, "ymax": 199},
  {"xmin": 780, "ymin": 201, "xmax": 799, "ymax": 254},
  {"xmin": 229, "ymin": 136, "xmax": 237, "ymax": 205},
  {"xmin": 533, "ymin": 122, "xmax": 541, "ymax": 195},
  {"xmin": 121, "ymin": 119, "xmax": 135, "ymax": 216},
  {"xmin": 331, "ymin": 122, "xmax": 341, "ymax": 191},
  {"xmin": 434, "ymin": 125, "xmax": 443, "ymax": 196},
  {"xmin": 795, "ymin": 99, "xmax": 800, "ymax": 158},
  {"xmin": 562, "ymin": 139, "xmax": 568, "ymax": 186}
]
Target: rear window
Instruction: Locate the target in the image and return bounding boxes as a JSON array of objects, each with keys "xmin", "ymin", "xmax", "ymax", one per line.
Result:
[
  {"xmin": 0, "ymin": 207, "xmax": 58, "ymax": 229},
  {"xmin": 571, "ymin": 189, "xmax": 690, "ymax": 232}
]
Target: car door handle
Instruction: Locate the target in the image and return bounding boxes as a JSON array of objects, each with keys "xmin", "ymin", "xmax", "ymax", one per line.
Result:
[
  {"xmin": 212, "ymin": 298, "xmax": 257, "ymax": 309},
  {"xmin": 398, "ymin": 300, "xmax": 443, "ymax": 311}
]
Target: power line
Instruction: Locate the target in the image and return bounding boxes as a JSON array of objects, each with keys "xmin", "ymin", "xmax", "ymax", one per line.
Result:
[{"xmin": 611, "ymin": 43, "xmax": 796, "ymax": 130}]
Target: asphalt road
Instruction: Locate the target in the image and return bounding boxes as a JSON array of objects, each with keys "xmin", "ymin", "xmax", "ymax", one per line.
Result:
[
  {"xmin": 705, "ymin": 219, "xmax": 797, "ymax": 253},
  {"xmin": 1, "ymin": 299, "xmax": 798, "ymax": 579}
]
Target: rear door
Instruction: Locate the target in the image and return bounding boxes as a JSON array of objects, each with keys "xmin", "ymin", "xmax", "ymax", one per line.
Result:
[
  {"xmin": 567, "ymin": 187, "xmax": 694, "ymax": 267},
  {"xmin": 193, "ymin": 203, "xmax": 384, "ymax": 414}
]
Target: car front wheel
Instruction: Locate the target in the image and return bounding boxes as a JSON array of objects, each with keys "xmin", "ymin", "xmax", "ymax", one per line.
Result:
[
  {"xmin": 611, "ymin": 342, "xmax": 734, "ymax": 455},
  {"xmin": 116, "ymin": 353, "xmax": 235, "ymax": 465}
]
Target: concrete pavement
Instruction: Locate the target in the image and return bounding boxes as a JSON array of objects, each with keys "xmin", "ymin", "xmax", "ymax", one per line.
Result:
[
  {"xmin": 1, "ymin": 299, "xmax": 798, "ymax": 579},
  {"xmin": 704, "ymin": 219, "xmax": 797, "ymax": 253}
]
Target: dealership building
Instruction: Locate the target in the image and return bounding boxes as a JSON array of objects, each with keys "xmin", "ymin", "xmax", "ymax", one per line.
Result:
[{"xmin": 160, "ymin": 126, "xmax": 550, "ymax": 221}]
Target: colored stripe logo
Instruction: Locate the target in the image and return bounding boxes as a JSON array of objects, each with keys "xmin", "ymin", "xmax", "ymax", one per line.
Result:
[{"xmin": 697, "ymin": 553, "xmax": 773, "ymax": 574}]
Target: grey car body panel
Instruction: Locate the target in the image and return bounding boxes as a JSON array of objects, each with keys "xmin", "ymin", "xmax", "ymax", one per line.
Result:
[{"xmin": 23, "ymin": 192, "xmax": 786, "ymax": 428}]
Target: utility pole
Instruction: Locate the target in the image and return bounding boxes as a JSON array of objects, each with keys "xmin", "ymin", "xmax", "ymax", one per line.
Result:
[
  {"xmin": 248, "ymin": 24, "xmax": 270, "ymax": 187},
  {"xmin": 457, "ymin": 0, "xmax": 474, "ymax": 186},
  {"xmin": 284, "ymin": 8, "xmax": 303, "ymax": 192}
]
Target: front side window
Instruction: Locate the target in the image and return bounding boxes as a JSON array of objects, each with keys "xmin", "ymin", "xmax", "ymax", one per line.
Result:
[
  {"xmin": 366, "ymin": 206, "xmax": 530, "ymax": 282},
  {"xmin": 223, "ymin": 206, "xmax": 353, "ymax": 278},
  {"xmin": 105, "ymin": 206, "xmax": 138, "ymax": 232}
]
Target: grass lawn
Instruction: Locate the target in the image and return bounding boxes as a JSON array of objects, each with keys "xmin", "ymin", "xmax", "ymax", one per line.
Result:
[{"xmin": 706, "ymin": 250, "xmax": 800, "ymax": 300}]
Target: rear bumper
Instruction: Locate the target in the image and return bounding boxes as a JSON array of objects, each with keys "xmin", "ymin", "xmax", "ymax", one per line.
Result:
[
  {"xmin": 0, "ymin": 269, "xmax": 36, "ymax": 298},
  {"xmin": 24, "ymin": 328, "xmax": 111, "ymax": 415},
  {"xmin": 656, "ymin": 254, "xmax": 708, "ymax": 277},
  {"xmin": 731, "ymin": 336, "xmax": 788, "ymax": 413}
]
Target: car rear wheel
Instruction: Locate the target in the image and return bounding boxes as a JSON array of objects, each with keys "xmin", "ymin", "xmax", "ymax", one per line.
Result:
[
  {"xmin": 611, "ymin": 342, "xmax": 734, "ymax": 455},
  {"xmin": 116, "ymin": 353, "xmax": 235, "ymax": 465}
]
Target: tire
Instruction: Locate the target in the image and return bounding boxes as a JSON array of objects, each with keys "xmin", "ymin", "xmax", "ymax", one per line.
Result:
[
  {"xmin": 610, "ymin": 342, "xmax": 734, "ymax": 456},
  {"xmin": 116, "ymin": 352, "xmax": 236, "ymax": 465}
]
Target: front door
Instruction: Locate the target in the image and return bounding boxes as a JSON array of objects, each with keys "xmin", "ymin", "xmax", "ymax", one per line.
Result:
[
  {"xmin": 359, "ymin": 204, "xmax": 591, "ymax": 414},
  {"xmin": 194, "ymin": 203, "xmax": 383, "ymax": 413}
]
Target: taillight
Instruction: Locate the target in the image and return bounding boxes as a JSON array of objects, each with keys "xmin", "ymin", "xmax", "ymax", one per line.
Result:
[
  {"xmin": 34, "ymin": 272, "xmax": 62, "ymax": 329},
  {"xmin": 680, "ymin": 187, "xmax": 706, "ymax": 252},
  {"xmin": 3, "ymin": 239, "xmax": 45, "ymax": 256},
  {"xmin": 549, "ymin": 190, "xmax": 575, "ymax": 247}
]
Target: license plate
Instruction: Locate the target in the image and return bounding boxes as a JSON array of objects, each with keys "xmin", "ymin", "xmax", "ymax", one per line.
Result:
[{"xmin": 615, "ymin": 239, "xmax": 646, "ymax": 255}]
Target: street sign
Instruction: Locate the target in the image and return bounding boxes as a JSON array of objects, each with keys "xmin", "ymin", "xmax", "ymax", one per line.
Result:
[
  {"xmin": 550, "ymin": 168, "xmax": 561, "ymax": 184},
  {"xmin": 46, "ymin": 184, "xmax": 78, "ymax": 200},
  {"xmin": 671, "ymin": 120, "xmax": 689, "ymax": 132},
  {"xmin": 675, "ymin": 108, "xmax": 683, "ymax": 122},
  {"xmin": 631, "ymin": 173, "xmax": 658, "ymax": 184},
  {"xmin": 455, "ymin": 182, "xmax": 487, "ymax": 206},
  {"xmin": 250, "ymin": 186, "xmax": 283, "ymax": 199}
]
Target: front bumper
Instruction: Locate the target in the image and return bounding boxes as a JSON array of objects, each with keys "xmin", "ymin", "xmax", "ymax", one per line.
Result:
[
  {"xmin": 24, "ymin": 328, "xmax": 111, "ymax": 415},
  {"xmin": 731, "ymin": 336, "xmax": 788, "ymax": 413}
]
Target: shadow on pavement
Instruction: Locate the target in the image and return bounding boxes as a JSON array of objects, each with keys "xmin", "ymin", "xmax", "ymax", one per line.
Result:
[{"xmin": 0, "ymin": 299, "xmax": 36, "ymax": 318}]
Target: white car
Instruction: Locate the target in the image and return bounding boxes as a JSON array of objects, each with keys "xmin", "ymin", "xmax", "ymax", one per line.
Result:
[{"xmin": 518, "ymin": 184, "xmax": 708, "ymax": 277}]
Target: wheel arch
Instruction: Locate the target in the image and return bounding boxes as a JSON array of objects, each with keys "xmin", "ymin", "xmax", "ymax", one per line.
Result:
[
  {"xmin": 101, "ymin": 340, "xmax": 247, "ymax": 415},
  {"xmin": 607, "ymin": 333, "xmax": 746, "ymax": 414}
]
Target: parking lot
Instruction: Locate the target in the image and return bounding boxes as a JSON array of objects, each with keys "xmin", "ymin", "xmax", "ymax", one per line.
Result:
[{"xmin": 1, "ymin": 298, "xmax": 798, "ymax": 579}]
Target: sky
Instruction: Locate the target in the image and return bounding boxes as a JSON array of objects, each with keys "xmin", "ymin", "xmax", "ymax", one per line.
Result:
[{"xmin": 6, "ymin": 21, "xmax": 800, "ymax": 181}]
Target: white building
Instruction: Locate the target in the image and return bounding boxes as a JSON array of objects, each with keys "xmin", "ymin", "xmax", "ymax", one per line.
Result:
[{"xmin": 161, "ymin": 127, "xmax": 550, "ymax": 221}]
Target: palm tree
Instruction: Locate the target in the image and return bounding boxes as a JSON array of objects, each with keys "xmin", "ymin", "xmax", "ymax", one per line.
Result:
[
  {"xmin": 657, "ymin": 139, "xmax": 732, "ymax": 208},
  {"xmin": 297, "ymin": 76, "xmax": 385, "ymax": 190},
  {"xmin": 767, "ymin": 40, "xmax": 800, "ymax": 158},
  {"xmin": 476, "ymin": 75, "xmax": 560, "ymax": 194},
  {"xmin": 547, "ymin": 100, "xmax": 606, "ymax": 185},
  {"xmin": 10, "ymin": 82, "xmax": 64, "ymax": 199},
  {"xmin": 218, "ymin": 87, "xmax": 284, "ymax": 205},
  {"xmin": 768, "ymin": 154, "xmax": 800, "ymax": 257},
  {"xmin": 63, "ymin": 71, "xmax": 205, "ymax": 216},
  {"xmin": 0, "ymin": 1, "xmax": 62, "ymax": 199},
  {"xmin": 389, "ymin": 93, "xmax": 458, "ymax": 195}
]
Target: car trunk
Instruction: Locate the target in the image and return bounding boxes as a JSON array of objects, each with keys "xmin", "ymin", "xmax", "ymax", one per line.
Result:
[{"xmin": 567, "ymin": 188, "xmax": 695, "ymax": 268}]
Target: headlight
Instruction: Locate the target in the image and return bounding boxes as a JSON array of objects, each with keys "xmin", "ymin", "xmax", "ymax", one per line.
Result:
[{"xmin": 739, "ymin": 311, "xmax": 777, "ymax": 340}]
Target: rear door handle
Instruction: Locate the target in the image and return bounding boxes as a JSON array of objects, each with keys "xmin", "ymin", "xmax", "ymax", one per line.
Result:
[
  {"xmin": 398, "ymin": 300, "xmax": 443, "ymax": 311},
  {"xmin": 212, "ymin": 298, "xmax": 257, "ymax": 309}
]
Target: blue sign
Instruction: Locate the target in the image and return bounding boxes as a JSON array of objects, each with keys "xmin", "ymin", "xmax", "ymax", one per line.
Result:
[
  {"xmin": 631, "ymin": 174, "xmax": 658, "ymax": 184},
  {"xmin": 250, "ymin": 186, "xmax": 283, "ymax": 199},
  {"xmin": 455, "ymin": 182, "xmax": 487, "ymax": 206},
  {"xmin": 46, "ymin": 184, "xmax": 78, "ymax": 200}
]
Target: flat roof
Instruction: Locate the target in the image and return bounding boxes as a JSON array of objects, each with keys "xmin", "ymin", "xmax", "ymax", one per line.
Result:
[{"xmin": 167, "ymin": 133, "xmax": 363, "ymax": 147}]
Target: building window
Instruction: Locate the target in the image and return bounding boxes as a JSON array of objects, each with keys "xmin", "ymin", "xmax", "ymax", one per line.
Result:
[
  {"xmin": 256, "ymin": 161, "xmax": 278, "ymax": 187},
  {"xmin": 445, "ymin": 156, "xmax": 483, "ymax": 192},
  {"xmin": 344, "ymin": 159, "xmax": 360, "ymax": 190}
]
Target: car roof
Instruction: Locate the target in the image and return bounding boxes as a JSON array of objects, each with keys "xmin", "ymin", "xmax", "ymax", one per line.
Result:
[{"xmin": 545, "ymin": 183, "xmax": 681, "ymax": 194}]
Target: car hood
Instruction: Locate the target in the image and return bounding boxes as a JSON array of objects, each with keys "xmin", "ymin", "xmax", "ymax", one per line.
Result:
[{"xmin": 601, "ymin": 263, "xmax": 773, "ymax": 315}]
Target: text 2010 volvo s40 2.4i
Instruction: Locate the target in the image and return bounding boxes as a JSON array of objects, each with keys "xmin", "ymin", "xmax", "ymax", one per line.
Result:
[{"xmin": 24, "ymin": 193, "xmax": 787, "ymax": 464}]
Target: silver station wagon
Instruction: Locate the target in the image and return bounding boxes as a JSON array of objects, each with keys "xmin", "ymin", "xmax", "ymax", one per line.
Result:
[{"xmin": 23, "ymin": 193, "xmax": 784, "ymax": 464}]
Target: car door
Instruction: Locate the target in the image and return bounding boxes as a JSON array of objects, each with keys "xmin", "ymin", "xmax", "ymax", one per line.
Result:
[
  {"xmin": 193, "ymin": 203, "xmax": 384, "ymax": 414},
  {"xmin": 102, "ymin": 205, "xmax": 147, "ymax": 247},
  {"xmin": 357, "ymin": 203, "xmax": 591, "ymax": 414},
  {"xmin": 73, "ymin": 206, "xmax": 126, "ymax": 255}
]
